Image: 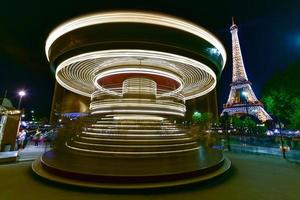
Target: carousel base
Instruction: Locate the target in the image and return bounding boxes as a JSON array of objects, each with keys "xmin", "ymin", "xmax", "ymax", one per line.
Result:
[{"xmin": 32, "ymin": 147, "xmax": 230, "ymax": 189}]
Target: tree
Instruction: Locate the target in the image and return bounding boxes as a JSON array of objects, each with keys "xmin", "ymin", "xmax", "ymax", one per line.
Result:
[
  {"xmin": 290, "ymin": 98, "xmax": 300, "ymax": 128},
  {"xmin": 231, "ymin": 116, "xmax": 244, "ymax": 134},
  {"xmin": 262, "ymin": 89, "xmax": 294, "ymax": 125},
  {"xmin": 230, "ymin": 116, "xmax": 259, "ymax": 134},
  {"xmin": 201, "ymin": 112, "xmax": 213, "ymax": 129},
  {"xmin": 243, "ymin": 116, "xmax": 257, "ymax": 134},
  {"xmin": 192, "ymin": 112, "xmax": 213, "ymax": 129},
  {"xmin": 256, "ymin": 125, "xmax": 268, "ymax": 135},
  {"xmin": 262, "ymin": 62, "xmax": 300, "ymax": 129}
]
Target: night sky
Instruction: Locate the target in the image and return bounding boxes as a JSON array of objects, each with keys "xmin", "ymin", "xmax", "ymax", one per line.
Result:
[{"xmin": 1, "ymin": 0, "xmax": 300, "ymax": 117}]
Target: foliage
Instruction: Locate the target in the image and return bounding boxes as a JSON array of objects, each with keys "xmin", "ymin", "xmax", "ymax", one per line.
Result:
[
  {"xmin": 256, "ymin": 125, "xmax": 268, "ymax": 135},
  {"xmin": 224, "ymin": 115, "xmax": 267, "ymax": 135},
  {"xmin": 192, "ymin": 112, "xmax": 213, "ymax": 129},
  {"xmin": 244, "ymin": 116, "xmax": 256, "ymax": 129},
  {"xmin": 231, "ymin": 116, "xmax": 244, "ymax": 131},
  {"xmin": 219, "ymin": 114, "xmax": 267, "ymax": 135},
  {"xmin": 201, "ymin": 112, "xmax": 213, "ymax": 129},
  {"xmin": 262, "ymin": 62, "xmax": 300, "ymax": 129},
  {"xmin": 202, "ymin": 112, "xmax": 213, "ymax": 123}
]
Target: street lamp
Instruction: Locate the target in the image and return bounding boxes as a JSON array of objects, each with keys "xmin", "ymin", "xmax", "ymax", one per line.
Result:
[
  {"xmin": 242, "ymin": 91, "xmax": 249, "ymax": 116},
  {"xmin": 17, "ymin": 90, "xmax": 26, "ymax": 109}
]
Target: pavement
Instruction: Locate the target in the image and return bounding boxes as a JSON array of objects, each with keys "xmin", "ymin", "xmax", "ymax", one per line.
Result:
[
  {"xmin": 229, "ymin": 144, "xmax": 300, "ymax": 162},
  {"xmin": 0, "ymin": 151, "xmax": 18, "ymax": 163},
  {"xmin": 0, "ymin": 152, "xmax": 299, "ymax": 200},
  {"xmin": 17, "ymin": 144, "xmax": 49, "ymax": 161},
  {"xmin": 0, "ymin": 143, "xmax": 50, "ymax": 163}
]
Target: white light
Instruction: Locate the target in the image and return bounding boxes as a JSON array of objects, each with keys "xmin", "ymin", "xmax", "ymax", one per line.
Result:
[
  {"xmin": 113, "ymin": 115, "xmax": 164, "ymax": 121},
  {"xmin": 93, "ymin": 67, "xmax": 183, "ymax": 95},
  {"xmin": 65, "ymin": 142, "xmax": 200, "ymax": 155},
  {"xmin": 242, "ymin": 91, "xmax": 248, "ymax": 97},
  {"xmin": 55, "ymin": 49, "xmax": 217, "ymax": 100},
  {"xmin": 18, "ymin": 90, "xmax": 26, "ymax": 97},
  {"xmin": 45, "ymin": 12, "xmax": 228, "ymax": 157},
  {"xmin": 80, "ymin": 136, "xmax": 191, "ymax": 142},
  {"xmin": 91, "ymin": 109, "xmax": 185, "ymax": 116},
  {"xmin": 82, "ymin": 131, "xmax": 184, "ymax": 137},
  {"xmin": 74, "ymin": 140, "xmax": 196, "ymax": 148},
  {"xmin": 208, "ymin": 47, "xmax": 220, "ymax": 55},
  {"xmin": 45, "ymin": 11, "xmax": 226, "ymax": 67}
]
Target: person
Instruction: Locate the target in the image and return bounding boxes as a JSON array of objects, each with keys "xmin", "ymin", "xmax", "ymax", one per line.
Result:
[
  {"xmin": 17, "ymin": 129, "xmax": 26, "ymax": 150},
  {"xmin": 33, "ymin": 129, "xmax": 41, "ymax": 146},
  {"xmin": 23, "ymin": 130, "xmax": 30, "ymax": 149}
]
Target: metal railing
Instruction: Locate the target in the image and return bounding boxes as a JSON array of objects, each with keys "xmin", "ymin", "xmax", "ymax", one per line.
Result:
[{"xmin": 201, "ymin": 132, "xmax": 300, "ymax": 163}]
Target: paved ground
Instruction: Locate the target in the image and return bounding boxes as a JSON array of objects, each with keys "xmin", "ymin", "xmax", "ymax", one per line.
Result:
[
  {"xmin": 18, "ymin": 144, "xmax": 49, "ymax": 161},
  {"xmin": 0, "ymin": 152, "xmax": 299, "ymax": 200},
  {"xmin": 229, "ymin": 144, "xmax": 300, "ymax": 163}
]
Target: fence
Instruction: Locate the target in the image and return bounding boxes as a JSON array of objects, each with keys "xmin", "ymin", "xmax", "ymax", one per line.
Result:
[{"xmin": 203, "ymin": 132, "xmax": 300, "ymax": 163}]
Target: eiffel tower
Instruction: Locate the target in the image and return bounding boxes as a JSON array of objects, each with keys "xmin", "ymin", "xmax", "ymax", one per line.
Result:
[{"xmin": 221, "ymin": 19, "xmax": 272, "ymax": 122}]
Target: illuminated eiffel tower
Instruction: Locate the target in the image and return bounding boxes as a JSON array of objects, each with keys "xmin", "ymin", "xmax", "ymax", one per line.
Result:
[{"xmin": 221, "ymin": 19, "xmax": 272, "ymax": 122}]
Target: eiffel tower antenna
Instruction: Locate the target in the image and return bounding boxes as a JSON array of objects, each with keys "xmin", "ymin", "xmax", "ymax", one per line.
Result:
[{"xmin": 232, "ymin": 16, "xmax": 235, "ymax": 25}]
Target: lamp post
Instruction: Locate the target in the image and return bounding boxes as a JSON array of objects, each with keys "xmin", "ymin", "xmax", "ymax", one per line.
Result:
[{"xmin": 17, "ymin": 90, "xmax": 26, "ymax": 109}]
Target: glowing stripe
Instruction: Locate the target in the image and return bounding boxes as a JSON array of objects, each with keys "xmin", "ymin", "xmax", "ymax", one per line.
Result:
[
  {"xmin": 66, "ymin": 142, "xmax": 200, "ymax": 154},
  {"xmin": 85, "ymin": 129, "xmax": 182, "ymax": 133},
  {"xmin": 93, "ymin": 67, "xmax": 183, "ymax": 94},
  {"xmin": 82, "ymin": 131, "xmax": 185, "ymax": 137},
  {"xmin": 73, "ymin": 141, "xmax": 196, "ymax": 148},
  {"xmin": 55, "ymin": 49, "xmax": 217, "ymax": 100},
  {"xmin": 112, "ymin": 115, "xmax": 164, "ymax": 121},
  {"xmin": 91, "ymin": 125, "xmax": 176, "ymax": 128},
  {"xmin": 45, "ymin": 11, "xmax": 226, "ymax": 66},
  {"xmin": 90, "ymin": 102, "xmax": 186, "ymax": 112},
  {"xmin": 90, "ymin": 109, "xmax": 184, "ymax": 116},
  {"xmin": 79, "ymin": 136, "xmax": 192, "ymax": 142},
  {"xmin": 92, "ymin": 89, "xmax": 185, "ymax": 102}
]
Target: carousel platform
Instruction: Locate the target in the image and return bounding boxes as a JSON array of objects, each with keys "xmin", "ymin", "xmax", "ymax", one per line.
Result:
[{"xmin": 32, "ymin": 147, "xmax": 230, "ymax": 189}]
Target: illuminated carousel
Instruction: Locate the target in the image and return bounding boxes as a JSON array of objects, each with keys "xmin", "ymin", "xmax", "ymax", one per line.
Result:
[{"xmin": 32, "ymin": 12, "xmax": 230, "ymax": 188}]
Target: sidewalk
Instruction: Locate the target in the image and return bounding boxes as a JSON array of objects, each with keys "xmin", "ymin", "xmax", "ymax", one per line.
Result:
[
  {"xmin": 0, "ymin": 151, "xmax": 18, "ymax": 163},
  {"xmin": 0, "ymin": 152, "xmax": 299, "ymax": 200},
  {"xmin": 17, "ymin": 143, "xmax": 50, "ymax": 161},
  {"xmin": 229, "ymin": 144, "xmax": 300, "ymax": 163}
]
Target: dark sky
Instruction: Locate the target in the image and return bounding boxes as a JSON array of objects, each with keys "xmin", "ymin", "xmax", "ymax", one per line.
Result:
[{"xmin": 1, "ymin": 0, "xmax": 300, "ymax": 117}]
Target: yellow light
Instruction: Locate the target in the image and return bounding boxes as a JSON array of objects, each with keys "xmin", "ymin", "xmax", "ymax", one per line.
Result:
[
  {"xmin": 55, "ymin": 49, "xmax": 217, "ymax": 100},
  {"xmin": 45, "ymin": 11, "xmax": 226, "ymax": 67},
  {"xmin": 65, "ymin": 142, "xmax": 200, "ymax": 155}
]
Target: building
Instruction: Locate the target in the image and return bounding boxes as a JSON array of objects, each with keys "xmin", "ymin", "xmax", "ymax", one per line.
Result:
[{"xmin": 221, "ymin": 19, "xmax": 272, "ymax": 122}]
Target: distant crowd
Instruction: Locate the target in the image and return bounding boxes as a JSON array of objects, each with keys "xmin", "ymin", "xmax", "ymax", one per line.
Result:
[{"xmin": 16, "ymin": 128, "xmax": 57, "ymax": 150}]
